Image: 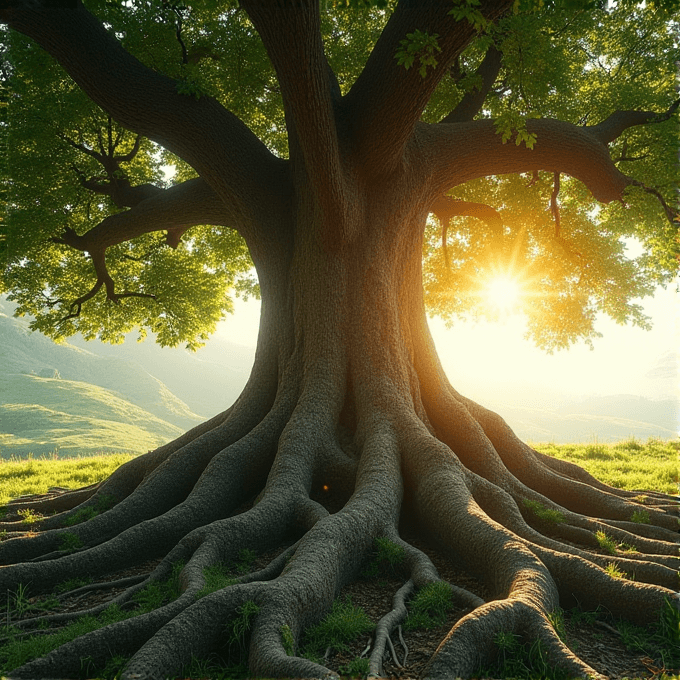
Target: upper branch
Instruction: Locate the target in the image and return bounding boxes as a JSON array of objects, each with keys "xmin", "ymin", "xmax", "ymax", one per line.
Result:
[
  {"xmin": 588, "ymin": 99, "xmax": 680, "ymax": 145},
  {"xmin": 420, "ymin": 118, "xmax": 632, "ymax": 203},
  {"xmin": 439, "ymin": 44, "xmax": 502, "ymax": 124},
  {"xmin": 344, "ymin": 0, "xmax": 512, "ymax": 172},
  {"xmin": 1, "ymin": 1, "xmax": 283, "ymax": 223},
  {"xmin": 241, "ymin": 0, "xmax": 346, "ymax": 229}
]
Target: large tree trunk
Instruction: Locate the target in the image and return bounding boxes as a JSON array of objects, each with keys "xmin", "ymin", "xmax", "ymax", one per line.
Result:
[{"xmin": 1, "ymin": 174, "xmax": 678, "ymax": 680}]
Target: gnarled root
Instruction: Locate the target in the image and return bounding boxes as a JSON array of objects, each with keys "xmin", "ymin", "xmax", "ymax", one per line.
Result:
[{"xmin": 1, "ymin": 355, "xmax": 678, "ymax": 680}]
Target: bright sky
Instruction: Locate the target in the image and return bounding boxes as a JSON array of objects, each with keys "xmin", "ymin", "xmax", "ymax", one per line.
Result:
[{"xmin": 217, "ymin": 281, "xmax": 678, "ymax": 404}]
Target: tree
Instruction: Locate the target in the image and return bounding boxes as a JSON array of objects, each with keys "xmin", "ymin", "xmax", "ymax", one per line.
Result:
[{"xmin": 0, "ymin": 1, "xmax": 678, "ymax": 678}]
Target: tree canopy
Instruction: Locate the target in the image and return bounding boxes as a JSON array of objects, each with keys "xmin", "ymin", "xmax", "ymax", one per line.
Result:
[
  {"xmin": 0, "ymin": 3, "xmax": 679, "ymax": 680},
  {"xmin": 1, "ymin": 0, "xmax": 677, "ymax": 350}
]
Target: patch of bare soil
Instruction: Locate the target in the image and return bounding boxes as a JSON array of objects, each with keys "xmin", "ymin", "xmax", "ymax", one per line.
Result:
[{"xmin": 10, "ymin": 538, "xmax": 678, "ymax": 680}]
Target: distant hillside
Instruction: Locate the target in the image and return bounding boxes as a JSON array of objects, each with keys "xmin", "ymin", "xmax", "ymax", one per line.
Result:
[
  {"xmin": 66, "ymin": 330, "xmax": 254, "ymax": 418},
  {"xmin": 0, "ymin": 307, "xmax": 203, "ymax": 430},
  {"xmin": 494, "ymin": 398, "xmax": 677, "ymax": 444},
  {"xmin": 0, "ymin": 297, "xmax": 676, "ymax": 451},
  {"xmin": 0, "ymin": 374, "xmax": 184, "ymax": 458}
]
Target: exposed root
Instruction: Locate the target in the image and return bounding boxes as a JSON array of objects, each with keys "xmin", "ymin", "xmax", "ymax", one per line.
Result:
[
  {"xmin": 1, "ymin": 354, "xmax": 677, "ymax": 680},
  {"xmin": 369, "ymin": 579, "xmax": 414, "ymax": 676}
]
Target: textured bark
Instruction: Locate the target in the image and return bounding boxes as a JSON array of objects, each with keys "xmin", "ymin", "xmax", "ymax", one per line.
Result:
[{"xmin": 1, "ymin": 2, "xmax": 678, "ymax": 679}]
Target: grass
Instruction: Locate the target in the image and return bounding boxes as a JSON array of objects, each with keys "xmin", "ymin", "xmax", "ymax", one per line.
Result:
[
  {"xmin": 0, "ymin": 561, "xmax": 185, "ymax": 676},
  {"xmin": 521, "ymin": 499, "xmax": 565, "ymax": 525},
  {"xmin": 0, "ymin": 453, "xmax": 135, "ymax": 507},
  {"xmin": 404, "ymin": 582, "xmax": 454, "ymax": 631},
  {"xmin": 0, "ymin": 373, "xmax": 184, "ymax": 458},
  {"xmin": 532, "ymin": 437, "xmax": 679, "ymax": 495},
  {"xmin": 361, "ymin": 537, "xmax": 405, "ymax": 578},
  {"xmin": 302, "ymin": 596, "xmax": 374, "ymax": 659}
]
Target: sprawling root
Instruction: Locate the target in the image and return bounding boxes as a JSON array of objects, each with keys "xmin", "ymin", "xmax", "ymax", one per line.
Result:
[{"xmin": 1, "ymin": 346, "xmax": 678, "ymax": 680}]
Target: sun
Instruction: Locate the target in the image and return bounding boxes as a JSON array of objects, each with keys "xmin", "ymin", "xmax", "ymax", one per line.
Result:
[{"xmin": 485, "ymin": 275, "xmax": 522, "ymax": 314}]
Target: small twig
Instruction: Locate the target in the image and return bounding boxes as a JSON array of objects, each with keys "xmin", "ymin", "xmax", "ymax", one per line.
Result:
[
  {"xmin": 386, "ymin": 632, "xmax": 402, "ymax": 668},
  {"xmin": 628, "ymin": 179, "xmax": 678, "ymax": 225},
  {"xmin": 360, "ymin": 637, "xmax": 372, "ymax": 658}
]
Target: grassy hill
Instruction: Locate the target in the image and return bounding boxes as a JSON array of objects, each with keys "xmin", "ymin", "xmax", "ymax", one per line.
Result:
[
  {"xmin": 0, "ymin": 308, "xmax": 203, "ymax": 430},
  {"xmin": 0, "ymin": 374, "xmax": 185, "ymax": 458}
]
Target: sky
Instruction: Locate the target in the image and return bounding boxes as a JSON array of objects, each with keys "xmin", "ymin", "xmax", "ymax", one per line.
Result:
[{"xmin": 215, "ymin": 279, "xmax": 678, "ymax": 406}]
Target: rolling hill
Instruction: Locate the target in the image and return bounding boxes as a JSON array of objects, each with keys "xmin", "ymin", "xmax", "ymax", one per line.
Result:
[{"xmin": 0, "ymin": 297, "xmax": 676, "ymax": 456}]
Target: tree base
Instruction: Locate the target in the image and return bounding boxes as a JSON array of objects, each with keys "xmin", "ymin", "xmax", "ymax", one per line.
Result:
[{"xmin": 0, "ymin": 379, "xmax": 678, "ymax": 680}]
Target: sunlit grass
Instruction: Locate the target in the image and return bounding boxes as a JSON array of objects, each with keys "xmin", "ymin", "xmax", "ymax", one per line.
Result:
[
  {"xmin": 532, "ymin": 438, "xmax": 678, "ymax": 496},
  {"xmin": 0, "ymin": 453, "xmax": 136, "ymax": 506}
]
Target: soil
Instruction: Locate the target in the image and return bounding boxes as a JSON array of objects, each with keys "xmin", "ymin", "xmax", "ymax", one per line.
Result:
[{"xmin": 9, "ymin": 529, "xmax": 676, "ymax": 680}]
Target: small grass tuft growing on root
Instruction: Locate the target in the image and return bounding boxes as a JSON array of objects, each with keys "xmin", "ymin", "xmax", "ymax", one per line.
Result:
[
  {"xmin": 630, "ymin": 508, "xmax": 651, "ymax": 524},
  {"xmin": 361, "ymin": 537, "xmax": 405, "ymax": 578},
  {"xmin": 594, "ymin": 530, "xmax": 618, "ymax": 555},
  {"xmin": 58, "ymin": 532, "xmax": 83, "ymax": 553},
  {"xmin": 17, "ymin": 508, "xmax": 42, "ymax": 524},
  {"xmin": 404, "ymin": 581, "xmax": 453, "ymax": 631},
  {"xmin": 604, "ymin": 562, "xmax": 626, "ymax": 579},
  {"xmin": 302, "ymin": 596, "xmax": 374, "ymax": 657},
  {"xmin": 132, "ymin": 560, "xmax": 184, "ymax": 610},
  {"xmin": 548, "ymin": 608, "xmax": 566, "ymax": 640},
  {"xmin": 61, "ymin": 506, "xmax": 99, "ymax": 527},
  {"xmin": 280, "ymin": 623, "xmax": 295, "ymax": 656},
  {"xmin": 226, "ymin": 600, "xmax": 260, "ymax": 661},
  {"xmin": 522, "ymin": 498, "xmax": 565, "ymax": 525},
  {"xmin": 197, "ymin": 563, "xmax": 237, "ymax": 599}
]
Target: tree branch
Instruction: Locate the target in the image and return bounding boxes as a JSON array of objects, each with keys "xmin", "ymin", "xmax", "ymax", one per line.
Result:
[
  {"xmin": 439, "ymin": 44, "xmax": 502, "ymax": 124},
  {"xmin": 420, "ymin": 118, "xmax": 632, "ymax": 204},
  {"xmin": 588, "ymin": 98, "xmax": 679, "ymax": 145},
  {"xmin": 1, "ymin": 1, "xmax": 284, "ymax": 223},
  {"xmin": 430, "ymin": 194, "xmax": 503, "ymax": 269},
  {"xmin": 241, "ymin": 0, "xmax": 348, "ymax": 236},
  {"xmin": 344, "ymin": 0, "xmax": 512, "ymax": 172},
  {"xmin": 50, "ymin": 176, "xmax": 233, "ymax": 322},
  {"xmin": 51, "ymin": 177, "xmax": 233, "ymax": 254},
  {"xmin": 63, "ymin": 130, "xmax": 163, "ymax": 209}
]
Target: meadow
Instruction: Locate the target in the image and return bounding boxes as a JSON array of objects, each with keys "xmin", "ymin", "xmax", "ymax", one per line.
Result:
[{"xmin": 1, "ymin": 437, "xmax": 677, "ymax": 507}]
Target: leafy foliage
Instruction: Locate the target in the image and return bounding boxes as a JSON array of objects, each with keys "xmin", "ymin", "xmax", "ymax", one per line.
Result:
[{"xmin": 1, "ymin": 1, "xmax": 677, "ymax": 351}]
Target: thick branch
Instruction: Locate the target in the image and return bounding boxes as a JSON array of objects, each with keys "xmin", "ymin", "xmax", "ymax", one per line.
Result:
[
  {"xmin": 439, "ymin": 44, "xmax": 502, "ymax": 124},
  {"xmin": 420, "ymin": 118, "xmax": 631, "ymax": 203},
  {"xmin": 589, "ymin": 98, "xmax": 680, "ymax": 145},
  {"xmin": 344, "ymin": 0, "xmax": 512, "ymax": 171},
  {"xmin": 241, "ymin": 1, "xmax": 347, "ymax": 235},
  {"xmin": 1, "ymin": 1, "xmax": 284, "ymax": 222},
  {"xmin": 52, "ymin": 177, "xmax": 233, "ymax": 254}
]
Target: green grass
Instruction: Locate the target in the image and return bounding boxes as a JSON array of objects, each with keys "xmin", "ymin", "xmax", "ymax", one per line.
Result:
[
  {"xmin": 404, "ymin": 582, "xmax": 454, "ymax": 631},
  {"xmin": 0, "ymin": 453, "xmax": 135, "ymax": 507},
  {"xmin": 0, "ymin": 374, "xmax": 184, "ymax": 459},
  {"xmin": 302, "ymin": 596, "xmax": 374, "ymax": 658},
  {"xmin": 521, "ymin": 499, "xmax": 565, "ymax": 525},
  {"xmin": 533, "ymin": 437, "xmax": 679, "ymax": 495},
  {"xmin": 0, "ymin": 562, "xmax": 185, "ymax": 675}
]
